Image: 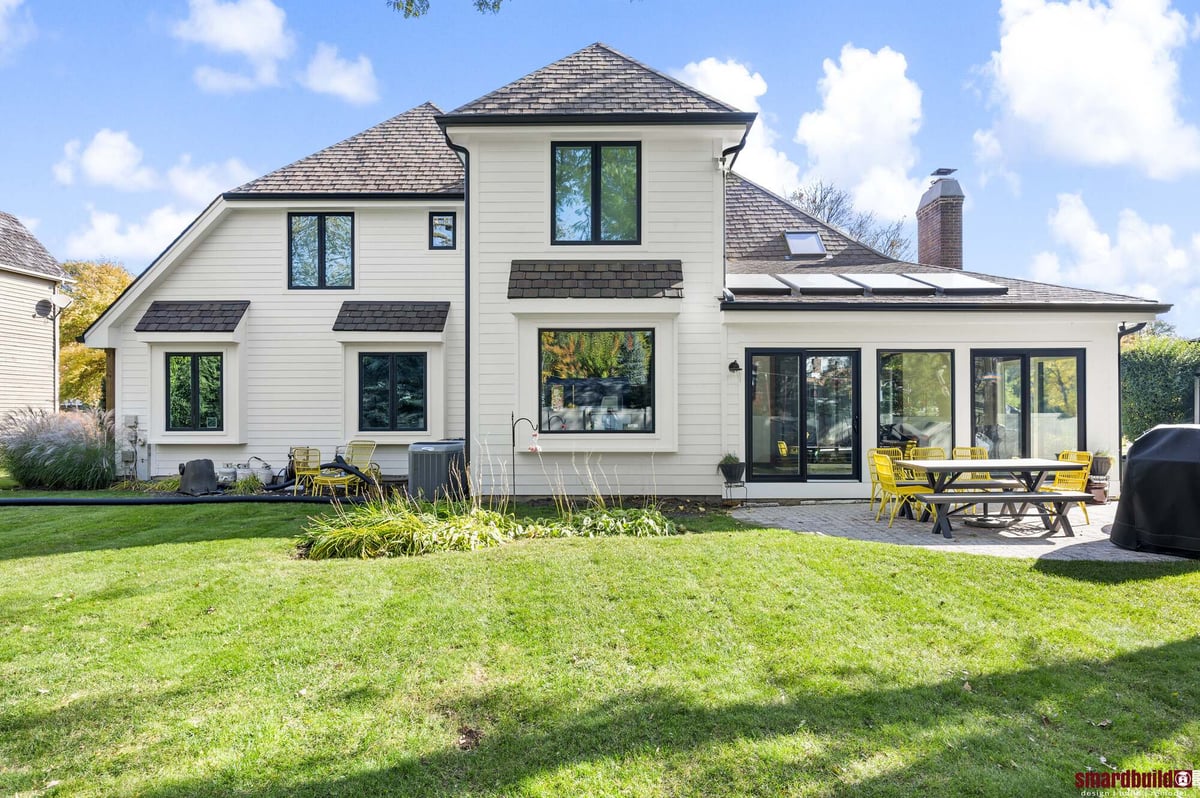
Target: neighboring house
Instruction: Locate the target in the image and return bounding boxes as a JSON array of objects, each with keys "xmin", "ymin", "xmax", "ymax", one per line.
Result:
[
  {"xmin": 0, "ymin": 212, "xmax": 70, "ymax": 418},
  {"xmin": 84, "ymin": 43, "xmax": 1168, "ymax": 496}
]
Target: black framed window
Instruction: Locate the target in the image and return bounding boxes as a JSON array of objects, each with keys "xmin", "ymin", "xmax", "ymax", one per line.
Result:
[
  {"xmin": 552, "ymin": 142, "xmax": 640, "ymax": 244},
  {"xmin": 166, "ymin": 353, "xmax": 223, "ymax": 431},
  {"xmin": 289, "ymin": 212, "xmax": 354, "ymax": 288},
  {"xmin": 359, "ymin": 353, "xmax": 427, "ymax": 432},
  {"xmin": 878, "ymin": 350, "xmax": 953, "ymax": 451},
  {"xmin": 972, "ymin": 349, "xmax": 1085, "ymax": 458},
  {"xmin": 539, "ymin": 329, "xmax": 654, "ymax": 433},
  {"xmin": 429, "ymin": 212, "xmax": 456, "ymax": 250}
]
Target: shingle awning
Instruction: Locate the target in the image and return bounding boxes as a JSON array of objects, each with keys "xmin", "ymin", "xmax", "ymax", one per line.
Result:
[
  {"xmin": 508, "ymin": 260, "xmax": 683, "ymax": 299},
  {"xmin": 332, "ymin": 301, "xmax": 450, "ymax": 332},
  {"xmin": 134, "ymin": 301, "xmax": 250, "ymax": 332}
]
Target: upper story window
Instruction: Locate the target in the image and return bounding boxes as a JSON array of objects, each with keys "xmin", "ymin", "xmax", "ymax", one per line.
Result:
[
  {"xmin": 429, "ymin": 212, "xmax": 456, "ymax": 250},
  {"xmin": 166, "ymin": 352, "xmax": 223, "ymax": 431},
  {"xmin": 552, "ymin": 143, "xmax": 640, "ymax": 244},
  {"xmin": 289, "ymin": 212, "xmax": 353, "ymax": 289}
]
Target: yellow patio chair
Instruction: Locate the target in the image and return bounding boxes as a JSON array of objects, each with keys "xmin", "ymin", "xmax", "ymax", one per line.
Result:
[
  {"xmin": 289, "ymin": 446, "xmax": 322, "ymax": 495},
  {"xmin": 311, "ymin": 439, "xmax": 378, "ymax": 497},
  {"xmin": 910, "ymin": 446, "xmax": 946, "ymax": 460},
  {"xmin": 873, "ymin": 452, "xmax": 932, "ymax": 528},
  {"xmin": 952, "ymin": 445, "xmax": 991, "ymax": 480},
  {"xmin": 1040, "ymin": 450, "xmax": 1092, "ymax": 524},
  {"xmin": 867, "ymin": 446, "xmax": 903, "ymax": 510}
]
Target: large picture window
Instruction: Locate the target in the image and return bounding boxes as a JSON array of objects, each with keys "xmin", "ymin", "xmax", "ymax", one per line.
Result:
[
  {"xmin": 166, "ymin": 353, "xmax": 223, "ymax": 431},
  {"xmin": 289, "ymin": 212, "xmax": 353, "ymax": 288},
  {"xmin": 552, "ymin": 143, "xmax": 640, "ymax": 244},
  {"xmin": 878, "ymin": 351, "xmax": 953, "ymax": 451},
  {"xmin": 359, "ymin": 353, "xmax": 427, "ymax": 432},
  {"xmin": 972, "ymin": 350, "xmax": 1084, "ymax": 458},
  {"xmin": 539, "ymin": 329, "xmax": 653, "ymax": 433}
]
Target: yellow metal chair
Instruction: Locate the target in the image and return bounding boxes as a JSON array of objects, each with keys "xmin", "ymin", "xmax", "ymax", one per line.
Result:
[
  {"xmin": 873, "ymin": 452, "xmax": 932, "ymax": 528},
  {"xmin": 311, "ymin": 439, "xmax": 378, "ymax": 497},
  {"xmin": 1040, "ymin": 450, "xmax": 1092, "ymax": 524},
  {"xmin": 289, "ymin": 446, "xmax": 322, "ymax": 495},
  {"xmin": 952, "ymin": 445, "xmax": 991, "ymax": 480},
  {"xmin": 910, "ymin": 446, "xmax": 946, "ymax": 460},
  {"xmin": 867, "ymin": 447, "xmax": 903, "ymax": 510}
]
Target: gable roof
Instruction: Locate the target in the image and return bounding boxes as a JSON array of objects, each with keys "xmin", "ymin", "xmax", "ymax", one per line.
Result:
[
  {"xmin": 225, "ymin": 103, "xmax": 463, "ymax": 198},
  {"xmin": 135, "ymin": 301, "xmax": 250, "ymax": 333},
  {"xmin": 723, "ymin": 174, "xmax": 1171, "ymax": 313},
  {"xmin": 440, "ymin": 43, "xmax": 757, "ymax": 126},
  {"xmin": 0, "ymin": 212, "xmax": 67, "ymax": 281}
]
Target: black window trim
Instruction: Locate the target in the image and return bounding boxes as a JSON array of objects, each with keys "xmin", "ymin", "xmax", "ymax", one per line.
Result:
[
  {"xmin": 428, "ymin": 211, "xmax": 457, "ymax": 250},
  {"xmin": 970, "ymin": 348, "xmax": 1087, "ymax": 458},
  {"xmin": 551, "ymin": 141, "xmax": 642, "ymax": 246},
  {"xmin": 165, "ymin": 351, "xmax": 223, "ymax": 432},
  {"xmin": 358, "ymin": 351, "xmax": 429, "ymax": 433},
  {"xmin": 876, "ymin": 348, "xmax": 956, "ymax": 449},
  {"xmin": 538, "ymin": 327, "xmax": 656, "ymax": 434},
  {"xmin": 288, "ymin": 211, "xmax": 355, "ymax": 290}
]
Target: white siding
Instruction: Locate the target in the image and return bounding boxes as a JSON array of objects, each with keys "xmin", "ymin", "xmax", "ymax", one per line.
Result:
[
  {"xmin": 108, "ymin": 204, "xmax": 464, "ymax": 478},
  {"xmin": 0, "ymin": 271, "xmax": 58, "ymax": 416}
]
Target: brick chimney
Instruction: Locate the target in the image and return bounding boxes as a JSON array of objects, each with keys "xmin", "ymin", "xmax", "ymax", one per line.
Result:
[{"xmin": 916, "ymin": 169, "xmax": 964, "ymax": 269}]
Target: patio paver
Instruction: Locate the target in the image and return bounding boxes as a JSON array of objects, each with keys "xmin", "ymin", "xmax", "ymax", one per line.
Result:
[{"xmin": 733, "ymin": 499, "xmax": 1189, "ymax": 562}]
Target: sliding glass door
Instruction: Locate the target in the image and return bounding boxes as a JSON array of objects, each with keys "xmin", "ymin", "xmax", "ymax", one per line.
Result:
[
  {"xmin": 746, "ymin": 350, "xmax": 860, "ymax": 481},
  {"xmin": 972, "ymin": 350, "xmax": 1084, "ymax": 458}
]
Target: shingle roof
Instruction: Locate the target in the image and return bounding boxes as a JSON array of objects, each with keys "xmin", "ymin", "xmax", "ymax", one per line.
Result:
[
  {"xmin": 508, "ymin": 260, "xmax": 683, "ymax": 299},
  {"xmin": 226, "ymin": 103, "xmax": 463, "ymax": 197},
  {"xmin": 0, "ymin": 212, "xmax": 67, "ymax": 280},
  {"xmin": 332, "ymin": 301, "xmax": 450, "ymax": 332},
  {"xmin": 442, "ymin": 43, "xmax": 753, "ymax": 122},
  {"xmin": 134, "ymin": 301, "xmax": 250, "ymax": 332}
]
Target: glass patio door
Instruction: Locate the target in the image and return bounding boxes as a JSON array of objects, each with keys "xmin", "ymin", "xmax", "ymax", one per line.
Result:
[
  {"xmin": 747, "ymin": 350, "xmax": 859, "ymax": 481},
  {"xmin": 973, "ymin": 350, "xmax": 1084, "ymax": 458}
]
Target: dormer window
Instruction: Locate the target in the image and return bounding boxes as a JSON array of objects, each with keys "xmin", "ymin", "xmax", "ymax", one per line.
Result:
[
  {"xmin": 552, "ymin": 142, "xmax": 640, "ymax": 244},
  {"xmin": 784, "ymin": 231, "xmax": 826, "ymax": 258}
]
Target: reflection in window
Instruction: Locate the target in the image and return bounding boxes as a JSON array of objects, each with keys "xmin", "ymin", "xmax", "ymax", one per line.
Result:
[
  {"xmin": 972, "ymin": 351, "xmax": 1082, "ymax": 458},
  {"xmin": 167, "ymin": 353, "xmax": 222, "ymax": 431},
  {"xmin": 289, "ymin": 213, "xmax": 353, "ymax": 288},
  {"xmin": 539, "ymin": 330, "xmax": 653, "ymax": 433},
  {"xmin": 430, "ymin": 212, "xmax": 456, "ymax": 250},
  {"xmin": 359, "ymin": 353, "xmax": 427, "ymax": 432},
  {"xmin": 878, "ymin": 351, "xmax": 952, "ymax": 451},
  {"xmin": 553, "ymin": 143, "xmax": 639, "ymax": 243}
]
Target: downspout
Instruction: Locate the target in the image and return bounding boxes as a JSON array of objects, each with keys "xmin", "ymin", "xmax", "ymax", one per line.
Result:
[
  {"xmin": 1116, "ymin": 322, "xmax": 1147, "ymax": 477},
  {"xmin": 718, "ymin": 121, "xmax": 751, "ymax": 288},
  {"xmin": 443, "ymin": 132, "xmax": 471, "ymax": 465},
  {"xmin": 718, "ymin": 123, "xmax": 751, "ymax": 480}
]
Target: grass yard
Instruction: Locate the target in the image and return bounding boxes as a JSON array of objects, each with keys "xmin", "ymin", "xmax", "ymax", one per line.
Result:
[{"xmin": 1, "ymin": 501, "xmax": 1198, "ymax": 796}]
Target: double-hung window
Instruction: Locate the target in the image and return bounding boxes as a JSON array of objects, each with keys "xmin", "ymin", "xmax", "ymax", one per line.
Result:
[
  {"xmin": 166, "ymin": 353, "xmax": 223, "ymax": 431},
  {"xmin": 359, "ymin": 353, "xmax": 427, "ymax": 432},
  {"xmin": 289, "ymin": 212, "xmax": 353, "ymax": 288},
  {"xmin": 552, "ymin": 143, "xmax": 640, "ymax": 244}
]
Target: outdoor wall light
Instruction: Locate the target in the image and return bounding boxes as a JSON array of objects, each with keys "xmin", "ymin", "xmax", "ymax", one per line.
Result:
[{"xmin": 728, "ymin": 360, "xmax": 742, "ymax": 373}]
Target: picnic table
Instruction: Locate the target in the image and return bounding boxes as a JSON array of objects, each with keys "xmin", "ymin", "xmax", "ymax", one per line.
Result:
[{"xmin": 896, "ymin": 457, "xmax": 1090, "ymax": 539}]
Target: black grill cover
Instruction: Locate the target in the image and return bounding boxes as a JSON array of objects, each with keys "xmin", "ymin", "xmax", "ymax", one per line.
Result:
[{"xmin": 1110, "ymin": 425, "xmax": 1200, "ymax": 557}]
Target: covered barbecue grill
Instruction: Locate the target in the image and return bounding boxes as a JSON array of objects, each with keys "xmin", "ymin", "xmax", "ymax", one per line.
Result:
[{"xmin": 1110, "ymin": 424, "xmax": 1200, "ymax": 558}]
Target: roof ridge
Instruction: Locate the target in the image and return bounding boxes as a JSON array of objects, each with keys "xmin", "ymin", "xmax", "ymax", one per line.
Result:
[{"xmin": 590, "ymin": 42, "xmax": 744, "ymax": 113}]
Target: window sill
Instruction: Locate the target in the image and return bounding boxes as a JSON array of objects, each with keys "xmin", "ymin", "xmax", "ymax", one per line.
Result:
[{"xmin": 527, "ymin": 434, "xmax": 675, "ymax": 454}]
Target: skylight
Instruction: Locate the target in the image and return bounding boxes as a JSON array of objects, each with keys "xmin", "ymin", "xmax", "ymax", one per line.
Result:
[{"xmin": 784, "ymin": 231, "xmax": 826, "ymax": 258}]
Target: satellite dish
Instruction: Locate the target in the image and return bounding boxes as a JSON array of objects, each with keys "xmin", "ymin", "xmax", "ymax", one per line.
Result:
[
  {"xmin": 34, "ymin": 299, "xmax": 53, "ymax": 318},
  {"xmin": 50, "ymin": 293, "xmax": 73, "ymax": 310}
]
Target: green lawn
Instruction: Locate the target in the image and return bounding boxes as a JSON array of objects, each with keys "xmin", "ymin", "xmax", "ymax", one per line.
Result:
[{"xmin": 1, "ymin": 502, "xmax": 1198, "ymax": 796}]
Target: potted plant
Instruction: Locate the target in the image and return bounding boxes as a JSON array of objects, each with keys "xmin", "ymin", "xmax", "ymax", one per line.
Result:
[
  {"xmin": 1091, "ymin": 449, "xmax": 1114, "ymax": 477},
  {"xmin": 718, "ymin": 452, "xmax": 746, "ymax": 484}
]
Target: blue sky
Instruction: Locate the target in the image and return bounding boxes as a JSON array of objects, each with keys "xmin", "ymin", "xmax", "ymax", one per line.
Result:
[{"xmin": 2, "ymin": 0, "xmax": 1199, "ymax": 332}]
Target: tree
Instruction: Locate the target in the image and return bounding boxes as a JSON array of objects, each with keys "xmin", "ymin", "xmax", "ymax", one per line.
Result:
[
  {"xmin": 58, "ymin": 260, "xmax": 132, "ymax": 407},
  {"xmin": 789, "ymin": 180, "xmax": 913, "ymax": 260},
  {"xmin": 386, "ymin": 0, "xmax": 504, "ymax": 17},
  {"xmin": 1120, "ymin": 332, "xmax": 1200, "ymax": 441}
]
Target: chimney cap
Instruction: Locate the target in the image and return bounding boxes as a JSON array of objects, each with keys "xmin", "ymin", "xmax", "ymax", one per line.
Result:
[{"xmin": 932, "ymin": 167, "xmax": 957, "ymax": 177}]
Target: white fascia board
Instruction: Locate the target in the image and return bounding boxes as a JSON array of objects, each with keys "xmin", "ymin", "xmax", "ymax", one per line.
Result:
[
  {"xmin": 0, "ymin": 262, "xmax": 70, "ymax": 284},
  {"xmin": 332, "ymin": 330, "xmax": 445, "ymax": 344},
  {"xmin": 83, "ymin": 197, "xmax": 232, "ymax": 349},
  {"xmin": 507, "ymin": 298, "xmax": 682, "ymax": 317}
]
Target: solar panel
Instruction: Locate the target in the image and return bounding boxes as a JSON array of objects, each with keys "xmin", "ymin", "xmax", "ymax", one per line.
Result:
[
  {"xmin": 725, "ymin": 273, "xmax": 790, "ymax": 294},
  {"xmin": 784, "ymin": 231, "xmax": 827, "ymax": 257},
  {"xmin": 841, "ymin": 273, "xmax": 936, "ymax": 295},
  {"xmin": 904, "ymin": 272, "xmax": 1008, "ymax": 295},
  {"xmin": 776, "ymin": 273, "xmax": 864, "ymax": 295}
]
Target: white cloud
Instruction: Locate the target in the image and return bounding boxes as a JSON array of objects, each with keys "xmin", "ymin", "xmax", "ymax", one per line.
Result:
[
  {"xmin": 1030, "ymin": 193, "xmax": 1193, "ymax": 312},
  {"xmin": 54, "ymin": 129, "xmax": 158, "ymax": 191},
  {"xmin": 0, "ymin": 0, "xmax": 34, "ymax": 62},
  {"xmin": 17, "ymin": 215, "xmax": 39, "ymax": 232},
  {"xmin": 65, "ymin": 205, "xmax": 197, "ymax": 264},
  {"xmin": 674, "ymin": 57, "xmax": 801, "ymax": 194},
  {"xmin": 173, "ymin": 0, "xmax": 294, "ymax": 92},
  {"xmin": 980, "ymin": 0, "xmax": 1200, "ymax": 180},
  {"xmin": 795, "ymin": 44, "xmax": 924, "ymax": 220},
  {"xmin": 972, "ymin": 128, "xmax": 1020, "ymax": 194},
  {"xmin": 167, "ymin": 154, "xmax": 255, "ymax": 204},
  {"xmin": 300, "ymin": 43, "xmax": 379, "ymax": 105}
]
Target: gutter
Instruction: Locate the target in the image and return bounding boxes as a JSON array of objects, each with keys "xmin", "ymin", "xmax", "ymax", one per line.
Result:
[
  {"xmin": 442, "ymin": 131, "xmax": 472, "ymax": 466},
  {"xmin": 720, "ymin": 301, "xmax": 1174, "ymax": 314}
]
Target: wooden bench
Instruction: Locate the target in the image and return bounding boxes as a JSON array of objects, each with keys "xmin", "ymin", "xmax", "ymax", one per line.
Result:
[{"xmin": 915, "ymin": 491, "xmax": 1093, "ymax": 539}]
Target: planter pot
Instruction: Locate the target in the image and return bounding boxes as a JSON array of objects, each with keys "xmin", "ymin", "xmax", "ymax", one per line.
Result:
[
  {"xmin": 1091, "ymin": 456, "xmax": 1113, "ymax": 477},
  {"xmin": 1087, "ymin": 476, "xmax": 1109, "ymax": 505},
  {"xmin": 718, "ymin": 462, "xmax": 746, "ymax": 483}
]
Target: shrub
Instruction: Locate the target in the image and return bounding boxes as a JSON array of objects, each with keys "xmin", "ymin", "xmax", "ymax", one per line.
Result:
[
  {"xmin": 299, "ymin": 498, "xmax": 676, "ymax": 559},
  {"xmin": 0, "ymin": 408, "xmax": 115, "ymax": 489},
  {"xmin": 1122, "ymin": 334, "xmax": 1200, "ymax": 440},
  {"xmin": 229, "ymin": 475, "xmax": 263, "ymax": 495}
]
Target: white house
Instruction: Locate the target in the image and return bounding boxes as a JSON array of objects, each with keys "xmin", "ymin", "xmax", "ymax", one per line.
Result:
[
  {"xmin": 84, "ymin": 43, "xmax": 1167, "ymax": 497},
  {"xmin": 0, "ymin": 212, "xmax": 70, "ymax": 418}
]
